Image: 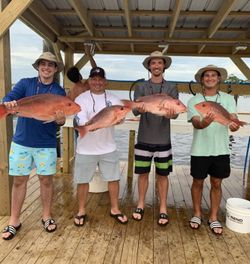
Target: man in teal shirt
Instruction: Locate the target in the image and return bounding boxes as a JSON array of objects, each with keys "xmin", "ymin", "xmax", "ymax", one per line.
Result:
[{"xmin": 187, "ymin": 65, "xmax": 240, "ymax": 235}]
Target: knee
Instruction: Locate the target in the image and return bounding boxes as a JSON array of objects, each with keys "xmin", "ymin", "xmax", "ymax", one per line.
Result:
[
  {"xmin": 39, "ymin": 176, "xmax": 53, "ymax": 187},
  {"xmin": 211, "ymin": 179, "xmax": 221, "ymax": 190},
  {"xmin": 139, "ymin": 174, "xmax": 148, "ymax": 180},
  {"xmin": 192, "ymin": 179, "xmax": 204, "ymax": 189},
  {"xmin": 13, "ymin": 177, "xmax": 28, "ymax": 188}
]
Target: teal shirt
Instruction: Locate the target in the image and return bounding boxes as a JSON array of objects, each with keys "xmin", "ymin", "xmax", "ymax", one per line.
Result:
[{"xmin": 187, "ymin": 92, "xmax": 236, "ymax": 156}]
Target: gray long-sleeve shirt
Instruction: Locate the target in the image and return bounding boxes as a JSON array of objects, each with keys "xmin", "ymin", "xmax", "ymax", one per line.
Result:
[{"xmin": 133, "ymin": 80, "xmax": 178, "ymax": 145}]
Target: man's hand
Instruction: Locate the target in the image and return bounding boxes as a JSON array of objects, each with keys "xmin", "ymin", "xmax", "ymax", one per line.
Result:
[
  {"xmin": 4, "ymin": 100, "xmax": 17, "ymax": 109},
  {"xmin": 201, "ymin": 111, "xmax": 215, "ymax": 127},
  {"xmin": 165, "ymin": 108, "xmax": 177, "ymax": 119},
  {"xmin": 229, "ymin": 121, "xmax": 240, "ymax": 132},
  {"xmin": 55, "ymin": 110, "xmax": 66, "ymax": 125},
  {"xmin": 136, "ymin": 103, "xmax": 146, "ymax": 114}
]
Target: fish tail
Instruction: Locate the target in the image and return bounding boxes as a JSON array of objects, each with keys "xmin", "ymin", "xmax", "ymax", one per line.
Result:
[
  {"xmin": 75, "ymin": 125, "xmax": 88, "ymax": 138},
  {"xmin": 0, "ymin": 104, "xmax": 8, "ymax": 119},
  {"xmin": 121, "ymin": 100, "xmax": 137, "ymax": 109},
  {"xmin": 238, "ymin": 120, "xmax": 248, "ymax": 127}
]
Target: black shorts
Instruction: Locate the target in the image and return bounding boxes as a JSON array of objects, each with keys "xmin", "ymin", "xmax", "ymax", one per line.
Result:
[{"xmin": 190, "ymin": 155, "xmax": 230, "ymax": 179}]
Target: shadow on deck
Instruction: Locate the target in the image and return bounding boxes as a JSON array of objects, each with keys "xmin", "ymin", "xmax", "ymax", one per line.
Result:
[{"xmin": 0, "ymin": 162, "xmax": 250, "ymax": 263}]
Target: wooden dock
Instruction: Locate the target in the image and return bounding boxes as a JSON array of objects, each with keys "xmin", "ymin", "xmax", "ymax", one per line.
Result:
[{"xmin": 0, "ymin": 162, "xmax": 250, "ymax": 264}]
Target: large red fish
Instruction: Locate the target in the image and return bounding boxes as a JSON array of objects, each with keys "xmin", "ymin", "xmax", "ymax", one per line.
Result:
[
  {"xmin": 122, "ymin": 93, "xmax": 187, "ymax": 117},
  {"xmin": 0, "ymin": 94, "xmax": 81, "ymax": 122},
  {"xmin": 194, "ymin": 101, "xmax": 247, "ymax": 126},
  {"xmin": 75, "ymin": 105, "xmax": 131, "ymax": 138}
]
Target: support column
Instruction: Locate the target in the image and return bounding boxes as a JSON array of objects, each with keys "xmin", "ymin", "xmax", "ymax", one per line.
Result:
[
  {"xmin": 0, "ymin": 0, "xmax": 13, "ymax": 215},
  {"xmin": 230, "ymin": 55, "xmax": 250, "ymax": 81},
  {"xmin": 63, "ymin": 49, "xmax": 74, "ymax": 173}
]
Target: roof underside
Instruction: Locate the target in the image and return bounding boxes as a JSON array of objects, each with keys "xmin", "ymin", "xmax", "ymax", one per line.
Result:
[{"xmin": 20, "ymin": 0, "xmax": 250, "ymax": 56}]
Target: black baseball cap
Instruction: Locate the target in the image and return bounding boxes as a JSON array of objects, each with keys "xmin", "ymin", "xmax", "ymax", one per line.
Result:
[{"xmin": 89, "ymin": 67, "xmax": 106, "ymax": 79}]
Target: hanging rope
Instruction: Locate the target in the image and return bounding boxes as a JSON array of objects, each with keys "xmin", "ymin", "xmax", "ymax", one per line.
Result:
[
  {"xmin": 188, "ymin": 81, "xmax": 196, "ymax": 95},
  {"xmin": 129, "ymin": 78, "xmax": 145, "ymax": 101}
]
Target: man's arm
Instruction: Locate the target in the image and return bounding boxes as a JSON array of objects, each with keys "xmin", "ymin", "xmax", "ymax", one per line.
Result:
[{"xmin": 84, "ymin": 44, "xmax": 97, "ymax": 68}]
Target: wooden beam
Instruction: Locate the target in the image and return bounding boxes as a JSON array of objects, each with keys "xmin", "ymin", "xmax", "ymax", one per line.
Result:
[
  {"xmin": 75, "ymin": 54, "xmax": 90, "ymax": 70},
  {"xmin": 0, "ymin": 0, "xmax": 13, "ymax": 216},
  {"xmin": 0, "ymin": 0, "xmax": 34, "ymax": 38},
  {"xmin": 208, "ymin": 0, "xmax": 237, "ymax": 37},
  {"xmin": 198, "ymin": 0, "xmax": 237, "ymax": 53},
  {"xmin": 68, "ymin": 0, "xmax": 102, "ymax": 51},
  {"xmin": 106, "ymin": 80, "xmax": 250, "ymax": 96},
  {"xmin": 230, "ymin": 55, "xmax": 250, "ymax": 80},
  {"xmin": 68, "ymin": 0, "xmax": 93, "ymax": 36},
  {"xmin": 64, "ymin": 25, "xmax": 247, "ymax": 35},
  {"xmin": 87, "ymin": 10, "xmax": 250, "ymax": 18},
  {"xmin": 59, "ymin": 35, "xmax": 250, "ymax": 45},
  {"xmin": 52, "ymin": 41, "xmax": 64, "ymax": 74},
  {"xmin": 48, "ymin": 9, "xmax": 250, "ymax": 18},
  {"xmin": 20, "ymin": 10, "xmax": 67, "ymax": 51},
  {"xmin": 63, "ymin": 50, "xmax": 74, "ymax": 173},
  {"xmin": 29, "ymin": 1, "xmax": 61, "ymax": 36},
  {"xmin": 123, "ymin": 0, "xmax": 134, "ymax": 52},
  {"xmin": 167, "ymin": 0, "xmax": 182, "ymax": 38}
]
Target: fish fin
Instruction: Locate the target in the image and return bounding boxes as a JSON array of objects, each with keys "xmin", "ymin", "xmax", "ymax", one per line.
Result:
[
  {"xmin": 75, "ymin": 125, "xmax": 88, "ymax": 138},
  {"xmin": 0, "ymin": 104, "xmax": 8, "ymax": 119}
]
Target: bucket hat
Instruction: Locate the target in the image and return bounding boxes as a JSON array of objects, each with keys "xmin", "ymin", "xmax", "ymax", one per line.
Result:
[
  {"xmin": 142, "ymin": 51, "xmax": 172, "ymax": 70},
  {"xmin": 32, "ymin": 52, "xmax": 64, "ymax": 72},
  {"xmin": 195, "ymin": 65, "xmax": 227, "ymax": 82}
]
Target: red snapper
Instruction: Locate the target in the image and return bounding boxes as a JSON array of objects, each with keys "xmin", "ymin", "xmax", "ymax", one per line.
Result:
[{"xmin": 0, "ymin": 94, "xmax": 81, "ymax": 122}]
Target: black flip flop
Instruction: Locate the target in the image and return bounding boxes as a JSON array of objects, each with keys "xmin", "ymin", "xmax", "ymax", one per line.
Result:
[
  {"xmin": 42, "ymin": 218, "xmax": 57, "ymax": 233},
  {"xmin": 74, "ymin": 214, "xmax": 87, "ymax": 227},
  {"xmin": 110, "ymin": 213, "xmax": 128, "ymax": 224},
  {"xmin": 2, "ymin": 223, "xmax": 22, "ymax": 240},
  {"xmin": 157, "ymin": 213, "xmax": 169, "ymax": 226},
  {"xmin": 132, "ymin": 208, "xmax": 144, "ymax": 221}
]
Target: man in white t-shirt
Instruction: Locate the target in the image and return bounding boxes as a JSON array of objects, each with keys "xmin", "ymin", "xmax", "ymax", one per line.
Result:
[{"xmin": 73, "ymin": 67, "xmax": 128, "ymax": 226}]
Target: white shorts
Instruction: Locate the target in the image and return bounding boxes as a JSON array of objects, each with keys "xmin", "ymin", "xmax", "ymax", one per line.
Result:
[{"xmin": 73, "ymin": 150, "xmax": 120, "ymax": 184}]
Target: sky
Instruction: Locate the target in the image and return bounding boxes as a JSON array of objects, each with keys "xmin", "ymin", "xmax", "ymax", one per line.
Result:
[{"xmin": 10, "ymin": 20, "xmax": 250, "ymax": 84}]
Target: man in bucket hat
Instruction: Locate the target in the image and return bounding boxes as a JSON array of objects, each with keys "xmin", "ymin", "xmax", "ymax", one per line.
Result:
[
  {"xmin": 187, "ymin": 65, "xmax": 240, "ymax": 235},
  {"xmin": 132, "ymin": 51, "xmax": 178, "ymax": 226},
  {"xmin": 2, "ymin": 52, "xmax": 66, "ymax": 240}
]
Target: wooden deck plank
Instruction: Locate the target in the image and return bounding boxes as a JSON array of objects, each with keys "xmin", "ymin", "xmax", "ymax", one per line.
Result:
[{"xmin": 0, "ymin": 164, "xmax": 249, "ymax": 264}]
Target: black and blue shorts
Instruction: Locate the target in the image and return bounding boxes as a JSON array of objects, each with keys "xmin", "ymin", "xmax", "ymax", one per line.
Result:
[{"xmin": 134, "ymin": 143, "xmax": 173, "ymax": 176}]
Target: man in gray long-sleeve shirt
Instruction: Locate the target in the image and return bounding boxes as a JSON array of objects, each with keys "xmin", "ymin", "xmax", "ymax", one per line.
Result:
[{"xmin": 132, "ymin": 51, "xmax": 178, "ymax": 226}]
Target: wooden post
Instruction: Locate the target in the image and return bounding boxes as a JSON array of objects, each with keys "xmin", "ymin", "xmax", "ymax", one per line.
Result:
[
  {"xmin": 63, "ymin": 49, "xmax": 73, "ymax": 173},
  {"xmin": 127, "ymin": 130, "xmax": 135, "ymax": 178},
  {"xmin": 0, "ymin": 0, "xmax": 13, "ymax": 215},
  {"xmin": 69, "ymin": 127, "xmax": 74, "ymax": 173},
  {"xmin": 62, "ymin": 127, "xmax": 69, "ymax": 173}
]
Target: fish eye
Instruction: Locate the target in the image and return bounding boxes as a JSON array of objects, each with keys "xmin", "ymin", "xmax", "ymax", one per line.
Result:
[
  {"xmin": 176, "ymin": 102, "xmax": 180, "ymax": 105},
  {"xmin": 120, "ymin": 106, "xmax": 124, "ymax": 110},
  {"xmin": 68, "ymin": 103, "xmax": 72, "ymax": 106},
  {"xmin": 202, "ymin": 103, "xmax": 206, "ymax": 107}
]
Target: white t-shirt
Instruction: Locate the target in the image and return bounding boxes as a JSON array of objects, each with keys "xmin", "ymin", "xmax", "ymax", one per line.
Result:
[{"xmin": 74, "ymin": 90, "xmax": 122, "ymax": 155}]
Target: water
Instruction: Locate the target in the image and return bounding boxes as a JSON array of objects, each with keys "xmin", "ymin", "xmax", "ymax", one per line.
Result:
[{"xmin": 115, "ymin": 130, "xmax": 249, "ymax": 169}]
